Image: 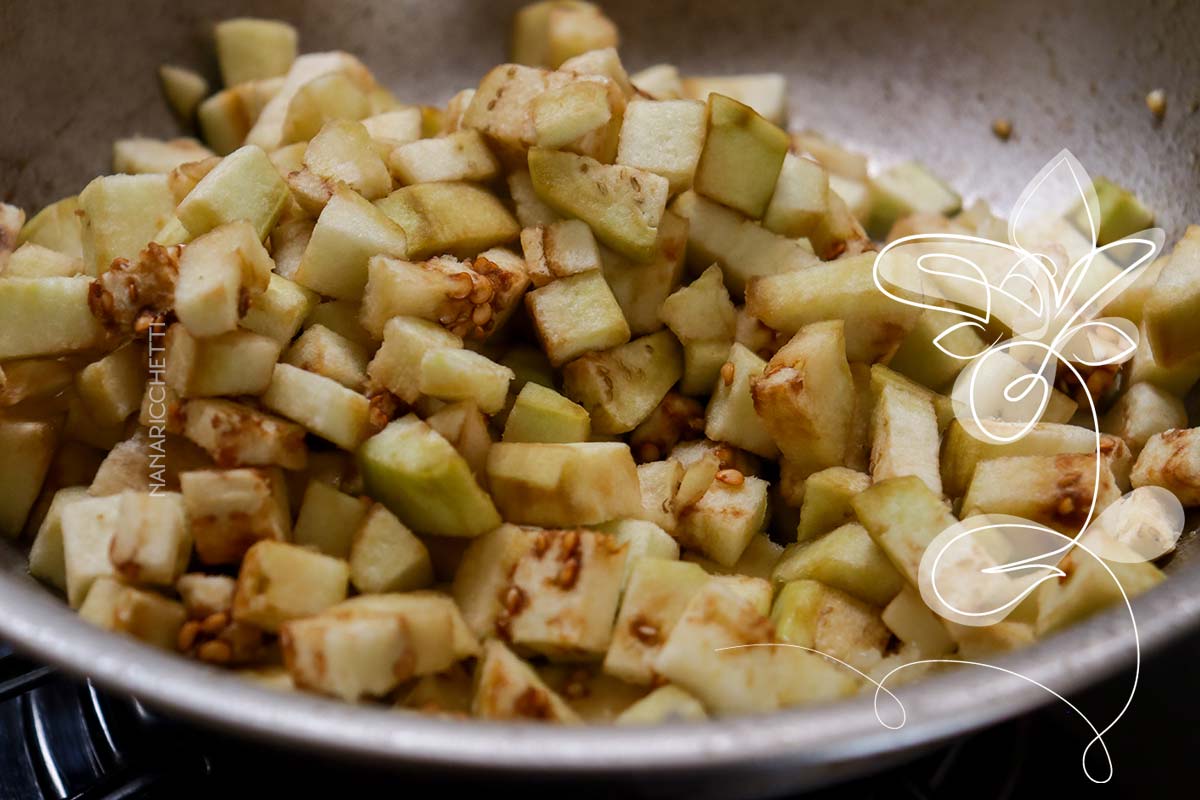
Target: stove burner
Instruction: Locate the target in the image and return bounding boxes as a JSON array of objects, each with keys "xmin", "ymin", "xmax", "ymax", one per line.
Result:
[{"xmin": 0, "ymin": 643, "xmax": 210, "ymax": 799}]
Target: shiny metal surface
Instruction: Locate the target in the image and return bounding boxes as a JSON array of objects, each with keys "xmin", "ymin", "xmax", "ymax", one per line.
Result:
[{"xmin": 1, "ymin": 0, "xmax": 1199, "ymax": 795}]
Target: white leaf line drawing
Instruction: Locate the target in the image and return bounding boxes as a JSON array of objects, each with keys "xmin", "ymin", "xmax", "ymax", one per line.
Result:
[
  {"xmin": 873, "ymin": 150, "xmax": 1176, "ymax": 783},
  {"xmin": 716, "ymin": 150, "xmax": 1181, "ymax": 783}
]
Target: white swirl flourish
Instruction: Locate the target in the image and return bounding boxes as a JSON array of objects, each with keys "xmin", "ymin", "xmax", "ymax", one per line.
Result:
[
  {"xmin": 866, "ymin": 150, "xmax": 1178, "ymax": 782},
  {"xmin": 719, "ymin": 150, "xmax": 1181, "ymax": 784}
]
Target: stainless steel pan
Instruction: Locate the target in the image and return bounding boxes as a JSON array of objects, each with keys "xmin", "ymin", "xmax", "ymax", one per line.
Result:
[{"xmin": 2, "ymin": 1, "xmax": 1199, "ymax": 795}]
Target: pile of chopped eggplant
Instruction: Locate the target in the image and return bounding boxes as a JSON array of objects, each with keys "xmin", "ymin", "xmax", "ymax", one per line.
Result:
[{"xmin": 0, "ymin": 2, "xmax": 1191, "ymax": 724}]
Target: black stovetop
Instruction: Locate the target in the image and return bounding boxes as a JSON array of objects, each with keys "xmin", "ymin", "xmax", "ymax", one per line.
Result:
[{"xmin": 1, "ymin": 633, "xmax": 1196, "ymax": 800}]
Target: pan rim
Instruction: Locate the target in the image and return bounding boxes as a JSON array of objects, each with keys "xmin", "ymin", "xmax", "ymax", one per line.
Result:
[{"xmin": 1, "ymin": 542, "xmax": 1197, "ymax": 775}]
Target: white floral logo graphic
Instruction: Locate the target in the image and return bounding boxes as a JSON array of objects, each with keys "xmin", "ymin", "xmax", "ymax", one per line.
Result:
[
  {"xmin": 723, "ymin": 151, "xmax": 1180, "ymax": 785},
  {"xmin": 870, "ymin": 149, "xmax": 1180, "ymax": 782}
]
